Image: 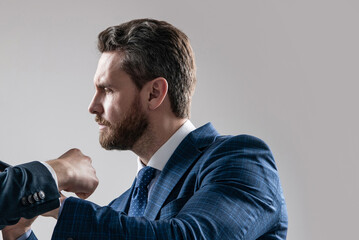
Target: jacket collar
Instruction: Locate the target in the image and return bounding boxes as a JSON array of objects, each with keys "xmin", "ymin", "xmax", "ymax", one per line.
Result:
[{"xmin": 144, "ymin": 122, "xmax": 219, "ymax": 219}]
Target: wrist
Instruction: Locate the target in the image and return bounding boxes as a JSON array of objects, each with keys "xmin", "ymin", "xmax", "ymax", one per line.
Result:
[
  {"xmin": 2, "ymin": 229, "xmax": 27, "ymax": 240},
  {"xmin": 2, "ymin": 217, "xmax": 36, "ymax": 240},
  {"xmin": 46, "ymin": 159, "xmax": 73, "ymax": 191}
]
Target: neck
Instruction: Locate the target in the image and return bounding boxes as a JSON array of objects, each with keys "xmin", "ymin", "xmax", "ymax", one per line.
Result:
[{"xmin": 132, "ymin": 117, "xmax": 187, "ymax": 165}]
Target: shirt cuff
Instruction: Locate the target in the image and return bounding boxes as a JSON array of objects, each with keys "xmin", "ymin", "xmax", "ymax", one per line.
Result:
[
  {"xmin": 39, "ymin": 161, "xmax": 59, "ymax": 188},
  {"xmin": 58, "ymin": 197, "xmax": 67, "ymax": 217},
  {"xmin": 16, "ymin": 229, "xmax": 32, "ymax": 240}
]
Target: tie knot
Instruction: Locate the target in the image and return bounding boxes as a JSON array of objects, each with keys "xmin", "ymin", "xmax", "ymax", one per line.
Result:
[{"xmin": 135, "ymin": 166, "xmax": 156, "ymax": 188}]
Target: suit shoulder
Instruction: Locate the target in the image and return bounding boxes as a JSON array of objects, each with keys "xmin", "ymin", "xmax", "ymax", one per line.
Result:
[
  {"xmin": 202, "ymin": 134, "xmax": 277, "ymax": 171},
  {"xmin": 214, "ymin": 134, "xmax": 272, "ymax": 152}
]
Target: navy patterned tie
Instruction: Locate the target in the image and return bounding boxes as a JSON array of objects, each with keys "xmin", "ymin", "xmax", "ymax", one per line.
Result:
[{"xmin": 128, "ymin": 166, "xmax": 156, "ymax": 217}]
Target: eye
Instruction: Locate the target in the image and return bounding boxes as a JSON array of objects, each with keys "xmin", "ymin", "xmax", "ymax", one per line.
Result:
[{"xmin": 104, "ymin": 87, "xmax": 112, "ymax": 94}]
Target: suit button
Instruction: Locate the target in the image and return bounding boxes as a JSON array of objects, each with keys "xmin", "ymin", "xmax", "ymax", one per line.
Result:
[
  {"xmin": 21, "ymin": 197, "xmax": 28, "ymax": 206},
  {"xmin": 38, "ymin": 190, "xmax": 46, "ymax": 200},
  {"xmin": 27, "ymin": 195, "xmax": 35, "ymax": 204},
  {"xmin": 33, "ymin": 192, "xmax": 40, "ymax": 202}
]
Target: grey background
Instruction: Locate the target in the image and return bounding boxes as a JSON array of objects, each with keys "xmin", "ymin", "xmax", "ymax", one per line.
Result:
[{"xmin": 0, "ymin": 0, "xmax": 358, "ymax": 239}]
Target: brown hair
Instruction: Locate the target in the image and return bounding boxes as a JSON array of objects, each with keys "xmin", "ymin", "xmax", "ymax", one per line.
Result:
[{"xmin": 97, "ymin": 18, "xmax": 196, "ymax": 118}]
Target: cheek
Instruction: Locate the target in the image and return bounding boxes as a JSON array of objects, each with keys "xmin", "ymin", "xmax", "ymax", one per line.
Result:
[{"xmin": 103, "ymin": 97, "xmax": 122, "ymax": 122}]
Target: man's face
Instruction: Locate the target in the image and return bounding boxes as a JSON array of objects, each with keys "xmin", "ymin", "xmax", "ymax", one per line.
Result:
[{"xmin": 88, "ymin": 52, "xmax": 148, "ymax": 150}]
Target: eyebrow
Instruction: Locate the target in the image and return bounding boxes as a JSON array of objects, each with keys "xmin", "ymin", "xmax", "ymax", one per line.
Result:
[{"xmin": 96, "ymin": 82, "xmax": 113, "ymax": 89}]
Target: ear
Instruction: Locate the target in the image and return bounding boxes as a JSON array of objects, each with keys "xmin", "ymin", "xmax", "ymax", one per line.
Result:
[{"xmin": 145, "ymin": 77, "xmax": 168, "ymax": 110}]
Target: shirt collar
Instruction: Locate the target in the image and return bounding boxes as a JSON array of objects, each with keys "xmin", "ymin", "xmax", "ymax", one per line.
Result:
[{"xmin": 137, "ymin": 120, "xmax": 196, "ymax": 173}]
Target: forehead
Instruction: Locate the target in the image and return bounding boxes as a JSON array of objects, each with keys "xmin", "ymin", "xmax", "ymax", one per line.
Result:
[{"xmin": 94, "ymin": 52, "xmax": 125, "ymax": 85}]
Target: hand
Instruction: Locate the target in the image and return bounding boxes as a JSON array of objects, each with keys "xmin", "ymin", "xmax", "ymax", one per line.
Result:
[
  {"xmin": 46, "ymin": 148, "xmax": 99, "ymax": 199},
  {"xmin": 2, "ymin": 217, "xmax": 37, "ymax": 240},
  {"xmin": 42, "ymin": 193, "xmax": 67, "ymax": 219}
]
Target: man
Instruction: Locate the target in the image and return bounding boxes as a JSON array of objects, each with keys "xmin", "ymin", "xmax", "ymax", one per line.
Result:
[
  {"xmin": 5, "ymin": 18, "xmax": 288, "ymax": 239},
  {"xmin": 0, "ymin": 149, "xmax": 98, "ymax": 232}
]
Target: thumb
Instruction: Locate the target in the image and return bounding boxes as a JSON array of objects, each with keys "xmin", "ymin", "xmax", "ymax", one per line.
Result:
[{"xmin": 76, "ymin": 192, "xmax": 91, "ymax": 199}]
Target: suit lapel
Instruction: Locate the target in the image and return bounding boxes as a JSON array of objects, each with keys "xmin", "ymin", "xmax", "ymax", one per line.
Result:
[
  {"xmin": 109, "ymin": 180, "xmax": 136, "ymax": 213},
  {"xmin": 144, "ymin": 123, "xmax": 219, "ymax": 220}
]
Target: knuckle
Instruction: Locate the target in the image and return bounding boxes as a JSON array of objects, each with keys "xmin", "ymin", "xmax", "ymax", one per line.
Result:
[
  {"xmin": 71, "ymin": 148, "xmax": 80, "ymax": 153},
  {"xmin": 94, "ymin": 177, "xmax": 99, "ymax": 184}
]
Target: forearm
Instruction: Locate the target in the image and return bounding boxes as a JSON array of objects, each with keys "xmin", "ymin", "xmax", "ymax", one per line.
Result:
[
  {"xmin": 54, "ymin": 197, "xmax": 194, "ymax": 239},
  {"xmin": 0, "ymin": 161, "xmax": 60, "ymax": 226},
  {"xmin": 54, "ymin": 183, "xmax": 281, "ymax": 240}
]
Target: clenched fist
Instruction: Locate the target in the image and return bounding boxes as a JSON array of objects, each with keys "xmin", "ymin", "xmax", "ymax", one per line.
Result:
[{"xmin": 46, "ymin": 148, "xmax": 99, "ymax": 199}]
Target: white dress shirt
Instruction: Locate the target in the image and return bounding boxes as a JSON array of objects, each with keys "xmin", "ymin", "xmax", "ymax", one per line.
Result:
[{"xmin": 136, "ymin": 120, "xmax": 196, "ymax": 198}]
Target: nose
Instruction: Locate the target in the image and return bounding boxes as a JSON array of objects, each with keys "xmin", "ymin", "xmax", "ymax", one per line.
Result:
[{"xmin": 88, "ymin": 92, "xmax": 103, "ymax": 115}]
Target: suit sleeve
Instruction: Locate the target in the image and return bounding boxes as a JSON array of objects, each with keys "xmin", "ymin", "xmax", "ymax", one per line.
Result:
[
  {"xmin": 53, "ymin": 136, "xmax": 287, "ymax": 239},
  {"xmin": 0, "ymin": 161, "xmax": 60, "ymax": 229}
]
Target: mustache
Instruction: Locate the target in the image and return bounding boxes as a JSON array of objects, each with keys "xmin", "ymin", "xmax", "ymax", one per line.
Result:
[{"xmin": 95, "ymin": 115, "xmax": 111, "ymax": 126}]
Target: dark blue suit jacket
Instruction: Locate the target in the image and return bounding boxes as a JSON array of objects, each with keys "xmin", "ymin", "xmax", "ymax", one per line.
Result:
[
  {"xmin": 39, "ymin": 123, "xmax": 287, "ymax": 239},
  {"xmin": 0, "ymin": 161, "xmax": 60, "ymax": 229}
]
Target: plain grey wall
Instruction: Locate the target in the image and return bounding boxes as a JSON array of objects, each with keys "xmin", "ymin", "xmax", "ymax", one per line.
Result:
[{"xmin": 1, "ymin": 0, "xmax": 358, "ymax": 239}]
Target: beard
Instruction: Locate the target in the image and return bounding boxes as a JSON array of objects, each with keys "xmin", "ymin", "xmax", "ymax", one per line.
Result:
[{"xmin": 95, "ymin": 97, "xmax": 149, "ymax": 150}]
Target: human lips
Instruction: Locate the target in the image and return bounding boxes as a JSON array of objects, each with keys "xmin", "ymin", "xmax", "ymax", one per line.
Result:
[
  {"xmin": 95, "ymin": 116, "xmax": 110, "ymax": 130},
  {"xmin": 98, "ymin": 124, "xmax": 107, "ymax": 130}
]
